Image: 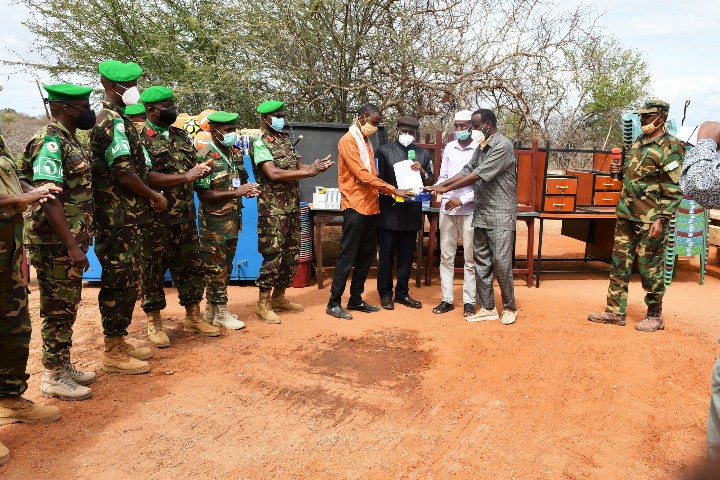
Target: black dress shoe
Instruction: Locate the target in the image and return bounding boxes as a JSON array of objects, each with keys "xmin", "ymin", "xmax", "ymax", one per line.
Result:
[
  {"xmin": 394, "ymin": 294, "xmax": 422, "ymax": 309},
  {"xmin": 326, "ymin": 305, "xmax": 353, "ymax": 320},
  {"xmin": 432, "ymin": 301, "xmax": 454, "ymax": 314},
  {"xmin": 347, "ymin": 301, "xmax": 381, "ymax": 313},
  {"xmin": 380, "ymin": 296, "xmax": 394, "ymax": 310}
]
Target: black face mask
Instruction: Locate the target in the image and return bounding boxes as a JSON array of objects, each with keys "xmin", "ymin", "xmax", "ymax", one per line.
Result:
[
  {"xmin": 157, "ymin": 108, "xmax": 178, "ymax": 126},
  {"xmin": 74, "ymin": 109, "xmax": 97, "ymax": 130}
]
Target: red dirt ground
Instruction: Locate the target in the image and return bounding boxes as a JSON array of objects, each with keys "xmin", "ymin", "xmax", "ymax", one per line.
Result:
[{"xmin": 1, "ymin": 220, "xmax": 718, "ymax": 479}]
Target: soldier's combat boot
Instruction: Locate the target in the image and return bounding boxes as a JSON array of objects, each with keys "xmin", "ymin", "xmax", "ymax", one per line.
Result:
[
  {"xmin": 40, "ymin": 368, "xmax": 92, "ymax": 401},
  {"xmin": 636, "ymin": 305, "xmax": 664, "ymax": 332},
  {"xmin": 119, "ymin": 337, "xmax": 153, "ymax": 360},
  {"xmin": 0, "ymin": 441, "xmax": 9, "ymax": 466},
  {"xmin": 205, "ymin": 302, "xmax": 240, "ymax": 322},
  {"xmin": 255, "ymin": 290, "xmax": 282, "ymax": 324},
  {"xmin": 184, "ymin": 303, "xmax": 221, "ymax": 336},
  {"xmin": 213, "ymin": 304, "xmax": 246, "ymax": 330},
  {"xmin": 147, "ymin": 310, "xmax": 170, "ymax": 348},
  {"xmin": 103, "ymin": 337, "xmax": 150, "ymax": 374},
  {"xmin": 62, "ymin": 359, "xmax": 96, "ymax": 386},
  {"xmin": 0, "ymin": 396, "xmax": 60, "ymax": 425},
  {"xmin": 270, "ymin": 287, "xmax": 304, "ymax": 312},
  {"xmin": 587, "ymin": 311, "xmax": 626, "ymax": 326}
]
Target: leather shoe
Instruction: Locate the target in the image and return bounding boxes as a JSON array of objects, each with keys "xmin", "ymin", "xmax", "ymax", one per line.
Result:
[
  {"xmin": 380, "ymin": 296, "xmax": 394, "ymax": 310},
  {"xmin": 432, "ymin": 301, "xmax": 454, "ymax": 314},
  {"xmin": 326, "ymin": 305, "xmax": 353, "ymax": 320},
  {"xmin": 394, "ymin": 294, "xmax": 422, "ymax": 309},
  {"xmin": 347, "ymin": 301, "xmax": 381, "ymax": 313}
]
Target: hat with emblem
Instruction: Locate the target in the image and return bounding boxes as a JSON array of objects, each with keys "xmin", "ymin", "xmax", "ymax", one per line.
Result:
[
  {"xmin": 139, "ymin": 86, "xmax": 174, "ymax": 104},
  {"xmin": 207, "ymin": 111, "xmax": 239, "ymax": 124},
  {"xmin": 256, "ymin": 100, "xmax": 285, "ymax": 115},
  {"xmin": 397, "ymin": 115, "xmax": 420, "ymax": 129},
  {"xmin": 124, "ymin": 103, "xmax": 146, "ymax": 116},
  {"xmin": 637, "ymin": 99, "xmax": 670, "ymax": 115},
  {"xmin": 43, "ymin": 83, "xmax": 93, "ymax": 102},
  {"xmin": 98, "ymin": 60, "xmax": 143, "ymax": 82}
]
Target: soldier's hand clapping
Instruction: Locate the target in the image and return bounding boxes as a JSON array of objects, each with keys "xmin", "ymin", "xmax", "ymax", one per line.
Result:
[
  {"xmin": 309, "ymin": 155, "xmax": 333, "ymax": 176},
  {"xmin": 186, "ymin": 161, "xmax": 213, "ymax": 182},
  {"xmin": 19, "ymin": 185, "xmax": 63, "ymax": 206},
  {"xmin": 234, "ymin": 182, "xmax": 259, "ymax": 198}
]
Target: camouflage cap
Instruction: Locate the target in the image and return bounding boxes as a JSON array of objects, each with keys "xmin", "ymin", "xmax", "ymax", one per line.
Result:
[
  {"xmin": 43, "ymin": 83, "xmax": 93, "ymax": 101},
  {"xmin": 98, "ymin": 60, "xmax": 143, "ymax": 82},
  {"xmin": 139, "ymin": 86, "xmax": 174, "ymax": 104},
  {"xmin": 637, "ymin": 99, "xmax": 670, "ymax": 115},
  {"xmin": 124, "ymin": 103, "xmax": 146, "ymax": 116}
]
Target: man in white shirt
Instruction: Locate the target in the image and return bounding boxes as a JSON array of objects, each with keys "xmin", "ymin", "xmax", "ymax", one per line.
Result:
[{"xmin": 432, "ymin": 110, "xmax": 477, "ymax": 317}]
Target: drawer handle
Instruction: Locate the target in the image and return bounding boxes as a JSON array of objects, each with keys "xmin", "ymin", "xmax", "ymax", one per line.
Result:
[
  {"xmin": 602, "ymin": 198, "xmax": 614, "ymax": 201},
  {"xmin": 553, "ymin": 203, "xmax": 566, "ymax": 207},
  {"xmin": 555, "ymin": 185, "xmax": 569, "ymax": 190},
  {"xmin": 603, "ymin": 182, "xmax": 615, "ymax": 187}
]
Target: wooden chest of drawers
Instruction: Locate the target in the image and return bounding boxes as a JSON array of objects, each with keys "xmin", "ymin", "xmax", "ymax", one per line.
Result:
[{"xmin": 542, "ymin": 175, "xmax": 577, "ymax": 213}]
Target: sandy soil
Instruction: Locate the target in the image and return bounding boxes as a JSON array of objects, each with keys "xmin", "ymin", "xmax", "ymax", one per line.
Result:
[{"xmin": 1, "ymin": 220, "xmax": 718, "ymax": 479}]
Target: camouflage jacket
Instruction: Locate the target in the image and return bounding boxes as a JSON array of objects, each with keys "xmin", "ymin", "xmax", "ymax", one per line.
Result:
[
  {"xmin": 616, "ymin": 132, "xmax": 685, "ymax": 223},
  {"xmin": 18, "ymin": 121, "xmax": 94, "ymax": 245},
  {"xmin": 195, "ymin": 142, "xmax": 248, "ymax": 240},
  {"xmin": 89, "ymin": 101, "xmax": 150, "ymax": 229},
  {"xmin": 142, "ymin": 121, "xmax": 197, "ymax": 225},
  {"xmin": 250, "ymin": 128, "xmax": 300, "ymax": 216},
  {"xmin": 0, "ymin": 134, "xmax": 24, "ymax": 220}
]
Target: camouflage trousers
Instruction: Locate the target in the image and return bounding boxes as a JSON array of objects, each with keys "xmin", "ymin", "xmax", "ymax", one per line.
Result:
[
  {"xmin": 141, "ymin": 221, "xmax": 203, "ymax": 312},
  {"xmin": 95, "ymin": 225, "xmax": 142, "ymax": 337},
  {"xmin": 27, "ymin": 243, "xmax": 85, "ymax": 368},
  {"xmin": 200, "ymin": 236, "xmax": 237, "ymax": 305},
  {"xmin": 256, "ymin": 212, "xmax": 300, "ymax": 291},
  {"xmin": 0, "ymin": 214, "xmax": 31, "ymax": 397},
  {"xmin": 606, "ymin": 218, "xmax": 668, "ymax": 315}
]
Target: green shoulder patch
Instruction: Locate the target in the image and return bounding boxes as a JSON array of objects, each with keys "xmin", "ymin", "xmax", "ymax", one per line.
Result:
[
  {"xmin": 194, "ymin": 175, "xmax": 211, "ymax": 190},
  {"xmin": 104, "ymin": 116, "xmax": 132, "ymax": 166},
  {"xmin": 33, "ymin": 134, "xmax": 64, "ymax": 183},
  {"xmin": 252, "ymin": 138, "xmax": 274, "ymax": 165},
  {"xmin": 142, "ymin": 145, "xmax": 152, "ymax": 168}
]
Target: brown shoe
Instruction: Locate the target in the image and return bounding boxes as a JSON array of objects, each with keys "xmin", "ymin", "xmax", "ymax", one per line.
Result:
[
  {"xmin": 0, "ymin": 396, "xmax": 61, "ymax": 426},
  {"xmin": 635, "ymin": 316, "xmax": 665, "ymax": 332},
  {"xmin": 587, "ymin": 311, "xmax": 626, "ymax": 326},
  {"xmin": 0, "ymin": 441, "xmax": 9, "ymax": 465}
]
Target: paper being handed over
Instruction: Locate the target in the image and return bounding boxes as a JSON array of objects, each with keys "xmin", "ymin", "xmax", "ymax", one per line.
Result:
[{"xmin": 393, "ymin": 160, "xmax": 424, "ymax": 192}]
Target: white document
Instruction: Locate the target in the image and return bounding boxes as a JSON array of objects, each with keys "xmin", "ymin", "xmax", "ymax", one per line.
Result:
[{"xmin": 393, "ymin": 160, "xmax": 423, "ymax": 191}]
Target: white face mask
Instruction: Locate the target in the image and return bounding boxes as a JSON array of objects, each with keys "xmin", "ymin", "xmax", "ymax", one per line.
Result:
[
  {"xmin": 398, "ymin": 134, "xmax": 414, "ymax": 147},
  {"xmin": 471, "ymin": 129, "xmax": 485, "ymax": 144},
  {"xmin": 120, "ymin": 86, "xmax": 141, "ymax": 106}
]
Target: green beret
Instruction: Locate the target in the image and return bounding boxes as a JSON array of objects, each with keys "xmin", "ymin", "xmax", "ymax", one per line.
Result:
[
  {"xmin": 124, "ymin": 103, "xmax": 146, "ymax": 116},
  {"xmin": 43, "ymin": 83, "xmax": 93, "ymax": 101},
  {"xmin": 98, "ymin": 60, "xmax": 143, "ymax": 82},
  {"xmin": 139, "ymin": 86, "xmax": 174, "ymax": 104},
  {"xmin": 637, "ymin": 99, "xmax": 670, "ymax": 115},
  {"xmin": 207, "ymin": 111, "xmax": 239, "ymax": 124},
  {"xmin": 256, "ymin": 100, "xmax": 285, "ymax": 115}
]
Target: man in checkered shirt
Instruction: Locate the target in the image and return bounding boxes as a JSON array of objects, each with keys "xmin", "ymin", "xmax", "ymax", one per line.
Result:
[{"xmin": 427, "ymin": 108, "xmax": 518, "ymax": 325}]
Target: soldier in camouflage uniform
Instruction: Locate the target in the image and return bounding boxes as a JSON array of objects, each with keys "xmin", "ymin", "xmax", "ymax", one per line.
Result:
[
  {"xmin": 19, "ymin": 84, "xmax": 96, "ymax": 401},
  {"xmin": 138, "ymin": 86, "xmax": 220, "ymax": 346},
  {"xmin": 195, "ymin": 111, "xmax": 258, "ymax": 328},
  {"xmin": 250, "ymin": 100, "xmax": 332, "ymax": 324},
  {"xmin": 89, "ymin": 60, "xmax": 168, "ymax": 374},
  {"xmin": 588, "ymin": 99, "xmax": 685, "ymax": 332},
  {"xmin": 0, "ymin": 96, "xmax": 61, "ymax": 464}
]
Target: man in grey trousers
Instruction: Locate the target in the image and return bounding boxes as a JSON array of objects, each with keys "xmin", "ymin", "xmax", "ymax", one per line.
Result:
[{"xmin": 427, "ymin": 108, "xmax": 518, "ymax": 324}]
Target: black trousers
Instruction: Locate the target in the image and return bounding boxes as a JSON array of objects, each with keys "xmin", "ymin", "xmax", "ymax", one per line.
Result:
[
  {"xmin": 377, "ymin": 228, "xmax": 416, "ymax": 298},
  {"xmin": 328, "ymin": 209, "xmax": 378, "ymax": 307}
]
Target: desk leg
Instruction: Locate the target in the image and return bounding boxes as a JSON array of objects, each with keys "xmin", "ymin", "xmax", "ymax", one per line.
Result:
[
  {"xmin": 416, "ymin": 228, "xmax": 422, "ymax": 288},
  {"xmin": 314, "ymin": 217, "xmax": 324, "ymax": 289},
  {"xmin": 536, "ymin": 218, "xmax": 544, "ymax": 288},
  {"xmin": 425, "ymin": 212, "xmax": 438, "ymax": 286},
  {"xmin": 526, "ymin": 218, "xmax": 535, "ymax": 288}
]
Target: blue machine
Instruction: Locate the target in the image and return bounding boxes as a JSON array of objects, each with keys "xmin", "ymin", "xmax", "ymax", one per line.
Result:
[{"xmin": 83, "ymin": 154, "xmax": 263, "ymax": 282}]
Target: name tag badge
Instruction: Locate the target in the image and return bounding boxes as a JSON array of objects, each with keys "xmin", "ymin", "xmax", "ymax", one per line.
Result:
[
  {"xmin": 664, "ymin": 160, "xmax": 679, "ymax": 172},
  {"xmin": 232, "ymin": 177, "xmax": 241, "ymax": 188}
]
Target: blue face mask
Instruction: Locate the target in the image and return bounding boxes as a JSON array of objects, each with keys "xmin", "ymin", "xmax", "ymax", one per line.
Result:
[
  {"xmin": 270, "ymin": 116, "xmax": 285, "ymax": 131},
  {"xmin": 220, "ymin": 131, "xmax": 237, "ymax": 147},
  {"xmin": 456, "ymin": 129, "xmax": 471, "ymax": 141}
]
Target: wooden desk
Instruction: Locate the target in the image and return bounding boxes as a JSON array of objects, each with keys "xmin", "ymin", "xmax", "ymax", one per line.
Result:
[
  {"xmin": 535, "ymin": 207, "xmax": 617, "ymax": 287},
  {"xmin": 311, "ymin": 209, "xmax": 424, "ymax": 289}
]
